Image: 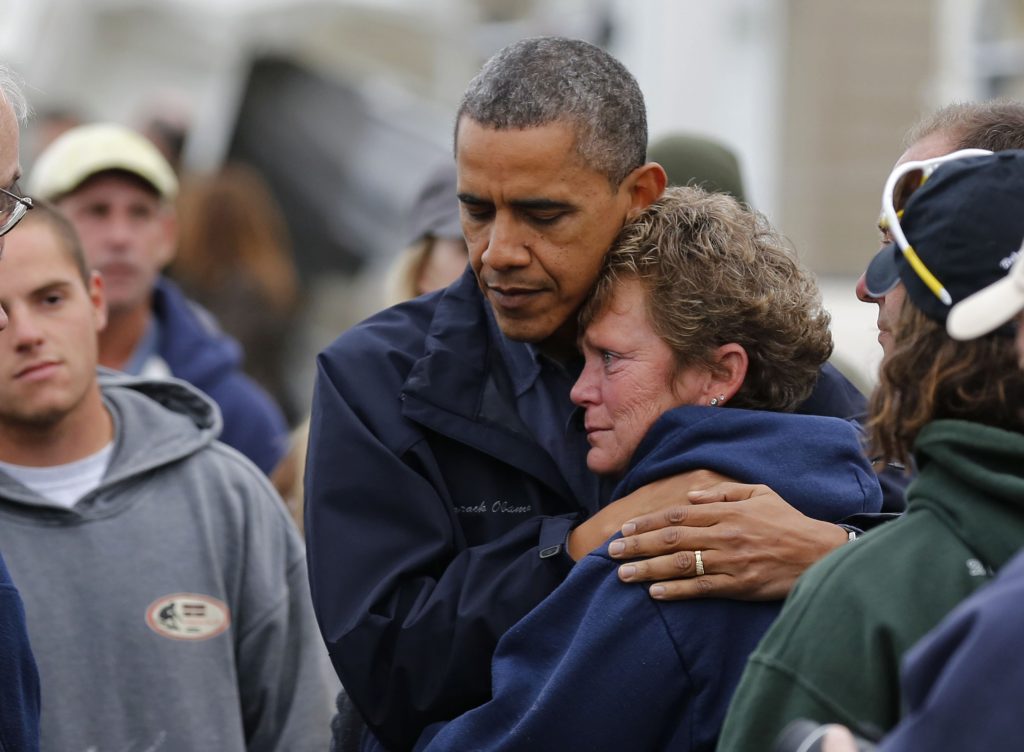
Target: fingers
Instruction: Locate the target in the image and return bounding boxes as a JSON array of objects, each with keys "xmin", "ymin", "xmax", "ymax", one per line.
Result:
[
  {"xmin": 614, "ymin": 543, "xmax": 783, "ymax": 601},
  {"xmin": 617, "ymin": 549, "xmax": 711, "ymax": 583},
  {"xmin": 620, "ymin": 502, "xmax": 723, "ymax": 538},
  {"xmin": 612, "ymin": 544, "xmax": 725, "ymax": 598},
  {"xmin": 687, "ymin": 482, "xmax": 772, "ymax": 504},
  {"xmin": 609, "ymin": 523, "xmax": 720, "ymax": 560},
  {"xmin": 647, "ymin": 574, "xmax": 730, "ymax": 600}
]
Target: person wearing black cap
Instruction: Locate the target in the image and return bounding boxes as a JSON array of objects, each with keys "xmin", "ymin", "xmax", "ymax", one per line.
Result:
[{"xmin": 718, "ymin": 150, "xmax": 1024, "ymax": 751}]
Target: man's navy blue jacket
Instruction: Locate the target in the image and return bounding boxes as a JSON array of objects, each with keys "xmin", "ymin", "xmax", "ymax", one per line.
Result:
[
  {"xmin": 0, "ymin": 551, "xmax": 39, "ymax": 752},
  {"xmin": 306, "ymin": 268, "xmax": 903, "ymax": 751},
  {"xmin": 153, "ymin": 277, "xmax": 288, "ymax": 475},
  {"xmin": 415, "ymin": 406, "xmax": 882, "ymax": 751}
]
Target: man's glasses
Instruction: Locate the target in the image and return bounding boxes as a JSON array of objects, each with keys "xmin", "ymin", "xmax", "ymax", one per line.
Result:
[
  {"xmin": 0, "ymin": 181, "xmax": 33, "ymax": 237},
  {"xmin": 879, "ymin": 148, "xmax": 992, "ymax": 304}
]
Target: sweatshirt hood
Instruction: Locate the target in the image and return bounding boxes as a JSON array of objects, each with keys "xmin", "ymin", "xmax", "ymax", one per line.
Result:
[
  {"xmin": 0, "ymin": 370, "xmax": 221, "ymax": 520},
  {"xmin": 910, "ymin": 419, "xmax": 1024, "ymax": 569},
  {"xmin": 615, "ymin": 405, "xmax": 882, "ymax": 519}
]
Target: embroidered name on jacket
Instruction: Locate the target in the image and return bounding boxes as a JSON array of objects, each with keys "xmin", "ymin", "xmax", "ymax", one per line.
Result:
[
  {"xmin": 456, "ymin": 501, "xmax": 533, "ymax": 514},
  {"xmin": 146, "ymin": 593, "xmax": 231, "ymax": 641}
]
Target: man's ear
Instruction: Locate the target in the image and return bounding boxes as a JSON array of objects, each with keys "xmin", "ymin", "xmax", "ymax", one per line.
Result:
[
  {"xmin": 706, "ymin": 343, "xmax": 748, "ymax": 404},
  {"xmin": 623, "ymin": 162, "xmax": 668, "ymax": 220},
  {"xmin": 89, "ymin": 271, "xmax": 108, "ymax": 334},
  {"xmin": 155, "ymin": 206, "xmax": 178, "ymax": 269}
]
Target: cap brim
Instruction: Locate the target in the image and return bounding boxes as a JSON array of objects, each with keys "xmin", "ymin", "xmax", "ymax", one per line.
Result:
[
  {"xmin": 947, "ymin": 273, "xmax": 1024, "ymax": 340},
  {"xmin": 863, "ymin": 242, "xmax": 901, "ymax": 298}
]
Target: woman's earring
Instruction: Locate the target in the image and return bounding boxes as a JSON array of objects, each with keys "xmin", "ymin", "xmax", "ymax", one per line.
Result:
[{"xmin": 709, "ymin": 394, "xmax": 726, "ymax": 407}]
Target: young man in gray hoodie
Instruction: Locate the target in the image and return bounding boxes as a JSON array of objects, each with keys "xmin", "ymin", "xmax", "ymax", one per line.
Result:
[{"xmin": 0, "ymin": 201, "xmax": 331, "ymax": 750}]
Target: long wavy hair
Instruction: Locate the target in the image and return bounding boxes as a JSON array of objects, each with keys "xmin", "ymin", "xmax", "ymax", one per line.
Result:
[{"xmin": 868, "ymin": 301, "xmax": 1024, "ymax": 468}]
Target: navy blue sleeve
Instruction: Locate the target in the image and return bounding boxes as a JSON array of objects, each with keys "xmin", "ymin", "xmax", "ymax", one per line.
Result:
[
  {"xmin": 305, "ymin": 353, "xmax": 575, "ymax": 751},
  {"xmin": 795, "ymin": 362, "xmax": 867, "ymax": 419},
  {"xmin": 0, "ymin": 553, "xmax": 40, "ymax": 752},
  {"xmin": 797, "ymin": 363, "xmax": 910, "ymax": 514},
  {"xmin": 878, "ymin": 551, "xmax": 1024, "ymax": 751},
  {"xmin": 209, "ymin": 371, "xmax": 289, "ymax": 475}
]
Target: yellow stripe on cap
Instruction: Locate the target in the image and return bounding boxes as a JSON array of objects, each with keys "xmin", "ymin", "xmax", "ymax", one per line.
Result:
[{"xmin": 903, "ymin": 245, "xmax": 953, "ymax": 305}]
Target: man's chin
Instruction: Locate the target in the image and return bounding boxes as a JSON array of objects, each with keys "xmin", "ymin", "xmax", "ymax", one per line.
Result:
[
  {"xmin": 492, "ymin": 313, "xmax": 551, "ymax": 345},
  {"xmin": 0, "ymin": 404, "xmax": 69, "ymax": 432}
]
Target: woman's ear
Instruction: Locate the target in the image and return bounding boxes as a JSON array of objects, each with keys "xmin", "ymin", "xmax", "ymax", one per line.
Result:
[{"xmin": 705, "ymin": 343, "xmax": 748, "ymax": 405}]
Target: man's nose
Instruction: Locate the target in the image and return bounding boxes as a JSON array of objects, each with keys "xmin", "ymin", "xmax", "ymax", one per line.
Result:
[
  {"xmin": 855, "ymin": 273, "xmax": 879, "ymax": 303},
  {"xmin": 9, "ymin": 309, "xmax": 44, "ymax": 349},
  {"xmin": 103, "ymin": 214, "xmax": 137, "ymax": 249},
  {"xmin": 480, "ymin": 215, "xmax": 530, "ymax": 270}
]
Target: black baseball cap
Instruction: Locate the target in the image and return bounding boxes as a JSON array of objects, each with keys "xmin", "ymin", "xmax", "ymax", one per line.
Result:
[{"xmin": 863, "ymin": 150, "xmax": 1024, "ymax": 325}]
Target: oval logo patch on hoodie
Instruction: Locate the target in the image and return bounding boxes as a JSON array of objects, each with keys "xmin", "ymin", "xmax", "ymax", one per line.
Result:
[{"xmin": 146, "ymin": 593, "xmax": 231, "ymax": 641}]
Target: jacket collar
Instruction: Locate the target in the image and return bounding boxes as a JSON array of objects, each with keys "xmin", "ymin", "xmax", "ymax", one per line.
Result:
[{"xmin": 400, "ymin": 269, "xmax": 577, "ymax": 503}]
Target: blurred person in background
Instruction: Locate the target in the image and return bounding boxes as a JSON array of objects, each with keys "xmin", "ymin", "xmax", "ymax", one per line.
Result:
[
  {"xmin": 0, "ymin": 200, "xmax": 332, "ymax": 751},
  {"xmin": 274, "ymin": 159, "xmax": 466, "ymax": 524},
  {"xmin": 647, "ymin": 132, "xmax": 747, "ymax": 202},
  {"xmin": 137, "ymin": 89, "xmax": 192, "ymax": 175},
  {"xmin": 718, "ymin": 150, "xmax": 1024, "ymax": 750},
  {"xmin": 173, "ymin": 162, "xmax": 301, "ymax": 422},
  {"xmin": 305, "ymin": 36, "xmax": 886, "ymax": 752},
  {"xmin": 384, "ymin": 160, "xmax": 468, "ymax": 306},
  {"xmin": 25, "ymin": 107, "xmax": 82, "ymax": 165},
  {"xmin": 0, "ymin": 62, "xmax": 41, "ymax": 752},
  {"xmin": 28, "ymin": 123, "xmax": 289, "ymax": 475}
]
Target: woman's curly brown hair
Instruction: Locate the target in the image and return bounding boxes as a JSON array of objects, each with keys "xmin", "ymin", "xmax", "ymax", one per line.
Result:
[
  {"xmin": 868, "ymin": 301, "xmax": 1024, "ymax": 469},
  {"xmin": 580, "ymin": 185, "xmax": 833, "ymax": 411}
]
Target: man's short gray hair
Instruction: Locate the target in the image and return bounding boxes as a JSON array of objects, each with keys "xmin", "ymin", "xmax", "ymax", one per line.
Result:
[
  {"xmin": 0, "ymin": 65, "xmax": 29, "ymax": 123},
  {"xmin": 455, "ymin": 37, "xmax": 647, "ymax": 187}
]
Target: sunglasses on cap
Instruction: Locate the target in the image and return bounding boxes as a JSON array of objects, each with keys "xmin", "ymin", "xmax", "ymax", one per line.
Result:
[{"xmin": 877, "ymin": 148, "xmax": 993, "ymax": 304}]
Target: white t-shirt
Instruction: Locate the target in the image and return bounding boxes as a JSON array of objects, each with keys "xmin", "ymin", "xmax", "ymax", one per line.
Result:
[{"xmin": 0, "ymin": 443, "xmax": 114, "ymax": 509}]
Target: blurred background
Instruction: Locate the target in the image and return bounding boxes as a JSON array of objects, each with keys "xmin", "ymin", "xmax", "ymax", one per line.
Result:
[{"xmin": 3, "ymin": 0, "xmax": 1021, "ymax": 413}]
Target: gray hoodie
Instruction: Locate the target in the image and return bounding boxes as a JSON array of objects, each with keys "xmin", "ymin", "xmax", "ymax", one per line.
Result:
[{"xmin": 0, "ymin": 372, "xmax": 331, "ymax": 752}]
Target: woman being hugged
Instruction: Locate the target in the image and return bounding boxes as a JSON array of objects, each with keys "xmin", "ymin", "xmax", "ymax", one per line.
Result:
[{"xmin": 413, "ymin": 186, "xmax": 882, "ymax": 752}]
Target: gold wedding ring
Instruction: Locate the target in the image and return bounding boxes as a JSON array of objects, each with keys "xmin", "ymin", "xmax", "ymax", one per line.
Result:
[{"xmin": 695, "ymin": 550, "xmax": 705, "ymax": 576}]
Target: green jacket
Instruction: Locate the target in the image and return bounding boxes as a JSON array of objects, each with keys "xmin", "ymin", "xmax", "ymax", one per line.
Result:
[{"xmin": 717, "ymin": 420, "xmax": 1024, "ymax": 750}]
